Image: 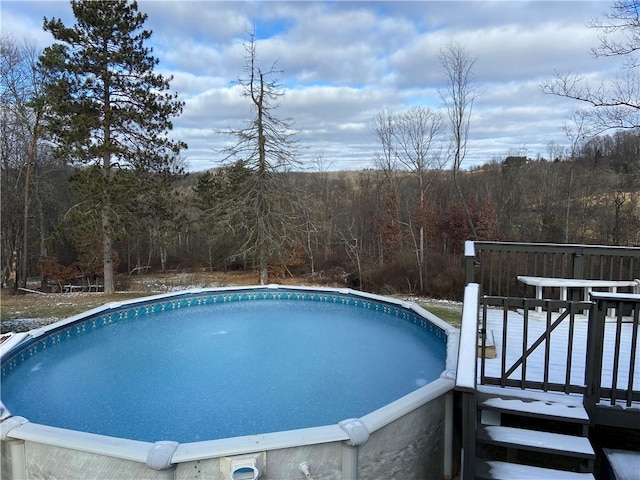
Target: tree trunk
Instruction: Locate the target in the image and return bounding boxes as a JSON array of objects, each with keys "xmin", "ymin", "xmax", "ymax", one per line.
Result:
[
  {"xmin": 38, "ymin": 196, "xmax": 48, "ymax": 291},
  {"xmin": 160, "ymin": 246, "xmax": 167, "ymax": 272},
  {"xmin": 102, "ymin": 139, "xmax": 115, "ymax": 294},
  {"xmin": 102, "ymin": 206, "xmax": 115, "ymax": 294},
  {"xmin": 259, "ymin": 253, "xmax": 269, "ymax": 285},
  {"xmin": 419, "ymin": 225, "xmax": 424, "ymax": 291},
  {"xmin": 453, "ymin": 167, "xmax": 478, "ymax": 241},
  {"xmin": 102, "ymin": 66, "xmax": 115, "ymax": 294},
  {"xmin": 564, "ymin": 169, "xmax": 573, "ymax": 243},
  {"xmin": 418, "ymin": 186, "xmax": 425, "ymax": 292},
  {"xmin": 21, "ymin": 110, "xmax": 41, "ymax": 289},
  {"xmin": 8, "ymin": 250, "xmax": 18, "ymax": 295}
]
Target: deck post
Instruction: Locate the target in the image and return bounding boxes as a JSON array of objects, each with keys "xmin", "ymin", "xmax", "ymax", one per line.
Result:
[
  {"xmin": 584, "ymin": 298, "xmax": 606, "ymax": 418},
  {"xmin": 456, "ymin": 283, "xmax": 480, "ymax": 480},
  {"xmin": 464, "ymin": 241, "xmax": 476, "ymax": 286},
  {"xmin": 460, "ymin": 391, "xmax": 476, "ymax": 480}
]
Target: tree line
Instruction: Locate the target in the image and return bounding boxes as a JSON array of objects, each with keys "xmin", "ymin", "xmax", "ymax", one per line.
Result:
[
  {"xmin": 1, "ymin": 0, "xmax": 639, "ymax": 299},
  {"xmin": 3, "ymin": 127, "xmax": 638, "ymax": 299}
]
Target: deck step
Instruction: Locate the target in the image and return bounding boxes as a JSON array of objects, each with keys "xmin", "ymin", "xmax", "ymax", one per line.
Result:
[
  {"xmin": 475, "ymin": 460, "xmax": 596, "ymax": 479},
  {"xmin": 477, "ymin": 425, "xmax": 595, "ymax": 459},
  {"xmin": 478, "ymin": 391, "xmax": 590, "ymax": 425}
]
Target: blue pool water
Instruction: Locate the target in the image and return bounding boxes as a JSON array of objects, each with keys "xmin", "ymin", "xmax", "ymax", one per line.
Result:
[{"xmin": 1, "ymin": 296, "xmax": 446, "ymax": 443}]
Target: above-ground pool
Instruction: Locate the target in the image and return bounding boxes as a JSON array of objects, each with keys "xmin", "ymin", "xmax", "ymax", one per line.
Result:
[{"xmin": 1, "ymin": 285, "xmax": 459, "ymax": 480}]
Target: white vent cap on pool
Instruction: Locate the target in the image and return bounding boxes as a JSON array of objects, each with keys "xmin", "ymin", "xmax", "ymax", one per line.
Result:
[
  {"xmin": 338, "ymin": 418, "xmax": 370, "ymax": 446},
  {"xmin": 220, "ymin": 452, "xmax": 266, "ymax": 480}
]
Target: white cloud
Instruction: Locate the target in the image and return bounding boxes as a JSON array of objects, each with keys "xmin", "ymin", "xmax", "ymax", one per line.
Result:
[{"xmin": 1, "ymin": 0, "xmax": 625, "ymax": 171}]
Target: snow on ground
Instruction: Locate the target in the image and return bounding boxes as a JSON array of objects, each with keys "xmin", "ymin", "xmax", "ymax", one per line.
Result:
[{"xmin": 1, "ymin": 317, "xmax": 59, "ymax": 333}]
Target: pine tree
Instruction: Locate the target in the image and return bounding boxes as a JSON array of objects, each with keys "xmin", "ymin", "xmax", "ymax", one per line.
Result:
[{"xmin": 39, "ymin": 0, "xmax": 186, "ymax": 294}]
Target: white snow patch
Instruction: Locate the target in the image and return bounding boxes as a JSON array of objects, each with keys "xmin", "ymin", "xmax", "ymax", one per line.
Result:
[
  {"xmin": 603, "ymin": 448, "xmax": 640, "ymax": 480},
  {"xmin": 483, "ymin": 425, "xmax": 594, "ymax": 455},
  {"xmin": 483, "ymin": 460, "xmax": 595, "ymax": 479}
]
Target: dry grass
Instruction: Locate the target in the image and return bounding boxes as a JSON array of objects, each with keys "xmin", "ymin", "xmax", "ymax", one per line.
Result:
[
  {"xmin": 0, "ymin": 270, "xmax": 461, "ymax": 332},
  {"xmin": 1, "ymin": 290, "xmax": 152, "ymax": 321},
  {"xmin": 0, "ymin": 270, "xmax": 331, "ymax": 333}
]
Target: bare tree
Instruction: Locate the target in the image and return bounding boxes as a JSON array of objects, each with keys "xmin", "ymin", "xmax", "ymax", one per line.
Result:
[
  {"xmin": 589, "ymin": 0, "xmax": 640, "ymax": 68},
  {"xmin": 560, "ymin": 111, "xmax": 591, "ymax": 242},
  {"xmin": 439, "ymin": 41, "xmax": 480, "ymax": 240},
  {"xmin": 217, "ymin": 31, "xmax": 299, "ymax": 284},
  {"xmin": 1, "ymin": 35, "xmax": 46, "ymax": 292},
  {"xmin": 540, "ymin": 0, "xmax": 640, "ymax": 133},
  {"xmin": 371, "ymin": 110, "xmax": 402, "ymax": 267},
  {"xmin": 371, "ymin": 109, "xmax": 399, "ymax": 189},
  {"xmin": 393, "ymin": 106, "xmax": 445, "ymax": 291}
]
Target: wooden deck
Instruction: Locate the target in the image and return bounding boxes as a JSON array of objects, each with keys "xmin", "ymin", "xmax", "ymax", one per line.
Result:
[{"xmin": 457, "ymin": 241, "xmax": 640, "ymax": 479}]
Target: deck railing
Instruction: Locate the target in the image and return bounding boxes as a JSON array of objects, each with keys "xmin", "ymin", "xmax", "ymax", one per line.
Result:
[
  {"xmin": 465, "ymin": 241, "xmax": 640, "ymax": 298},
  {"xmin": 478, "ymin": 296, "xmax": 592, "ymax": 395},
  {"xmin": 463, "ymin": 240, "xmax": 640, "ymax": 422},
  {"xmin": 458, "ymin": 242, "xmax": 640, "ymax": 478}
]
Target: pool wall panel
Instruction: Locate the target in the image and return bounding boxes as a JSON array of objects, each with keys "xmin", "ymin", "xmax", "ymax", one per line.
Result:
[
  {"xmin": 358, "ymin": 396, "xmax": 446, "ymax": 480},
  {"xmin": 24, "ymin": 441, "xmax": 156, "ymax": 479},
  {"xmin": 174, "ymin": 442, "xmax": 344, "ymax": 480}
]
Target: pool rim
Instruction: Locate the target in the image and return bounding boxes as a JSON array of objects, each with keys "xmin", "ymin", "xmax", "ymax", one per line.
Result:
[{"xmin": 0, "ymin": 284, "xmax": 459, "ymax": 468}]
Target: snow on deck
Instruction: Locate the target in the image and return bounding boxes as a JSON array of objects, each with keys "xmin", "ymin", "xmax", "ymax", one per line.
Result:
[
  {"xmin": 603, "ymin": 448, "xmax": 640, "ymax": 480},
  {"xmin": 480, "ymin": 308, "xmax": 640, "ymax": 400},
  {"xmin": 479, "ymin": 460, "xmax": 596, "ymax": 479},
  {"xmin": 481, "ymin": 425, "xmax": 594, "ymax": 456},
  {"xmin": 480, "ymin": 397, "xmax": 589, "ymax": 421}
]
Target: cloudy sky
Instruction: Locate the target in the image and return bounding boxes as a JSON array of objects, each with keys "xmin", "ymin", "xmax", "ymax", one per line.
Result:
[{"xmin": 2, "ymin": 1, "xmax": 624, "ymax": 172}]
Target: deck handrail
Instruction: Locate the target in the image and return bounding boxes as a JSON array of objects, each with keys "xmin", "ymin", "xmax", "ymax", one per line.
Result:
[
  {"xmin": 455, "ymin": 283, "xmax": 480, "ymax": 480},
  {"xmin": 465, "ymin": 240, "xmax": 640, "ymax": 298}
]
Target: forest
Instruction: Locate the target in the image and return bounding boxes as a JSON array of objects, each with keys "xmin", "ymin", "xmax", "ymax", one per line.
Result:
[
  {"xmin": 2, "ymin": 1, "xmax": 639, "ymax": 300},
  {"xmin": 2, "ymin": 127, "xmax": 638, "ymax": 299}
]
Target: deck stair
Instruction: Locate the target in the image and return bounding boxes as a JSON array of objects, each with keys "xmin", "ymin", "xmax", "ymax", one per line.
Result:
[{"xmin": 475, "ymin": 387, "xmax": 596, "ymax": 479}]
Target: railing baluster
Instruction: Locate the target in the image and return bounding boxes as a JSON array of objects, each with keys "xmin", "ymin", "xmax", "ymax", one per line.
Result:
[
  {"xmin": 522, "ymin": 300, "xmax": 529, "ymax": 388},
  {"xmin": 479, "ymin": 251, "xmax": 486, "ymax": 292},
  {"xmin": 507, "ymin": 250, "xmax": 512, "ymax": 295},
  {"xmin": 501, "ymin": 300, "xmax": 508, "ymax": 387},
  {"xmin": 610, "ymin": 300, "xmax": 623, "ymax": 406},
  {"xmin": 544, "ymin": 302, "xmax": 552, "ymax": 391},
  {"xmin": 628, "ymin": 306, "xmax": 639, "ymax": 407},
  {"xmin": 616, "ymin": 255, "xmax": 623, "ymax": 280},
  {"xmin": 565, "ymin": 305, "xmax": 575, "ymax": 394},
  {"xmin": 481, "ymin": 300, "xmax": 488, "ymax": 383},
  {"xmin": 497, "ymin": 251, "xmax": 504, "ymax": 296},
  {"xmin": 487, "ymin": 251, "xmax": 493, "ymax": 295}
]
